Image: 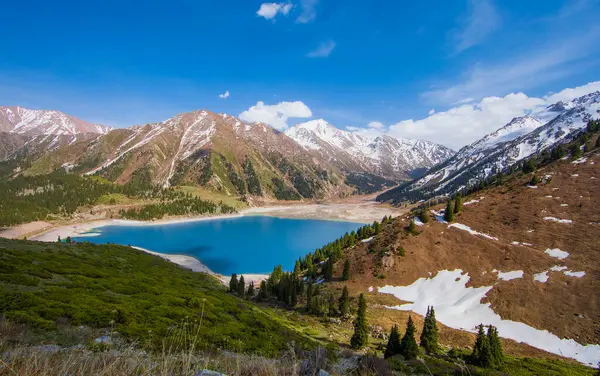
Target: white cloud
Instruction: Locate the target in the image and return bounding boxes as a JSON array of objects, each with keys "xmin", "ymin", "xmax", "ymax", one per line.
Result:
[
  {"xmin": 345, "ymin": 126, "xmax": 360, "ymax": 131},
  {"xmin": 296, "ymin": 0, "xmax": 318, "ymax": 23},
  {"xmin": 306, "ymin": 40, "xmax": 336, "ymax": 58},
  {"xmin": 544, "ymin": 81, "xmax": 600, "ymax": 103},
  {"xmin": 427, "ymin": 27, "xmax": 600, "ymax": 105},
  {"xmin": 452, "ymin": 0, "xmax": 500, "ymax": 54},
  {"xmin": 257, "ymin": 3, "xmax": 293, "ymax": 20},
  {"xmin": 218, "ymin": 90, "xmax": 230, "ymax": 99},
  {"xmin": 388, "ymin": 81, "xmax": 600, "ymax": 150},
  {"xmin": 239, "ymin": 101, "xmax": 312, "ymax": 130},
  {"xmin": 367, "ymin": 121, "xmax": 385, "ymax": 130},
  {"xmin": 428, "ymin": 109, "xmax": 435, "ymax": 115}
]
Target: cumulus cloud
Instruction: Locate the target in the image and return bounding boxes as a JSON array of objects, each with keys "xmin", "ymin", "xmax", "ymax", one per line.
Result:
[
  {"xmin": 388, "ymin": 81, "xmax": 600, "ymax": 150},
  {"xmin": 296, "ymin": 0, "xmax": 318, "ymax": 23},
  {"xmin": 367, "ymin": 121, "xmax": 385, "ymax": 130},
  {"xmin": 306, "ymin": 40, "xmax": 336, "ymax": 58},
  {"xmin": 451, "ymin": 0, "xmax": 500, "ymax": 54},
  {"xmin": 257, "ymin": 3, "xmax": 293, "ymax": 20},
  {"xmin": 218, "ymin": 90, "xmax": 230, "ymax": 99},
  {"xmin": 428, "ymin": 109, "xmax": 435, "ymax": 115},
  {"xmin": 239, "ymin": 101, "xmax": 312, "ymax": 130}
]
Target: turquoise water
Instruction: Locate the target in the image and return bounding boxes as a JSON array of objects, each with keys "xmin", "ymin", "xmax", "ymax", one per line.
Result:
[{"xmin": 73, "ymin": 216, "xmax": 362, "ymax": 275}]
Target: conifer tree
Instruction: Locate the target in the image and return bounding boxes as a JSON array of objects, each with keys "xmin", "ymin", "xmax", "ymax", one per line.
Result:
[
  {"xmin": 339, "ymin": 286, "xmax": 350, "ymax": 316},
  {"xmin": 294, "ymin": 260, "xmax": 302, "ymax": 275},
  {"xmin": 471, "ymin": 324, "xmax": 492, "ymax": 367},
  {"xmin": 237, "ymin": 275, "xmax": 245, "ymax": 296},
  {"xmin": 522, "ymin": 158, "xmax": 536, "ymax": 174},
  {"xmin": 384, "ymin": 324, "xmax": 402, "ymax": 359},
  {"xmin": 409, "ymin": 220, "xmax": 419, "ymax": 235},
  {"xmin": 530, "ymin": 174, "xmax": 539, "ymax": 185},
  {"xmin": 324, "ymin": 258, "xmax": 333, "ymax": 281},
  {"xmin": 57, "ymin": 235, "xmax": 61, "ymax": 243},
  {"xmin": 400, "ymin": 316, "xmax": 419, "ymax": 360},
  {"xmin": 454, "ymin": 196, "xmax": 463, "ymax": 214},
  {"xmin": 247, "ymin": 281, "xmax": 255, "ymax": 298},
  {"xmin": 487, "ymin": 325, "xmax": 503, "ymax": 367},
  {"xmin": 444, "ymin": 200, "xmax": 454, "ymax": 222},
  {"xmin": 258, "ymin": 280, "xmax": 268, "ymax": 301},
  {"xmin": 306, "ymin": 283, "xmax": 314, "ymax": 312},
  {"xmin": 291, "ymin": 285, "xmax": 298, "ymax": 306},
  {"xmin": 328, "ymin": 294, "xmax": 337, "ymax": 316},
  {"xmin": 229, "ymin": 273, "xmax": 238, "ymax": 293},
  {"xmin": 373, "ymin": 221, "xmax": 382, "ymax": 234},
  {"xmin": 66, "ymin": 236, "xmax": 72, "ymax": 243},
  {"xmin": 342, "ymin": 259, "xmax": 351, "ymax": 281},
  {"xmin": 350, "ymin": 293, "xmax": 368, "ymax": 349},
  {"xmin": 419, "ymin": 209, "xmax": 429, "ymax": 224},
  {"xmin": 571, "ymin": 144, "xmax": 582, "ymax": 159},
  {"xmin": 420, "ymin": 306, "xmax": 439, "ymax": 354}
]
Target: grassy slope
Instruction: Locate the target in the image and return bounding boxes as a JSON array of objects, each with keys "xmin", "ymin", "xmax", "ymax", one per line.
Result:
[{"xmin": 0, "ymin": 238, "xmax": 313, "ymax": 356}]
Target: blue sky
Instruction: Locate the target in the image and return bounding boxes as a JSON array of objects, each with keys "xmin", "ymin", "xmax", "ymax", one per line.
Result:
[{"xmin": 1, "ymin": 0, "xmax": 599, "ymax": 148}]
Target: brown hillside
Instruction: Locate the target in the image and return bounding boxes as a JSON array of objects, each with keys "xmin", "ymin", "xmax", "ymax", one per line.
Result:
[{"xmin": 331, "ymin": 151, "xmax": 599, "ymax": 350}]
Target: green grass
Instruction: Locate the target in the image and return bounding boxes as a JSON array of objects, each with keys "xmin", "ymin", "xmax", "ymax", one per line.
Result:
[
  {"xmin": 0, "ymin": 238, "xmax": 313, "ymax": 356},
  {"xmin": 176, "ymin": 186, "xmax": 247, "ymax": 209}
]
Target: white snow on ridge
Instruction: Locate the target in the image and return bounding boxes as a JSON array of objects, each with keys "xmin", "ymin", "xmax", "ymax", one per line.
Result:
[
  {"xmin": 448, "ymin": 223, "xmax": 498, "ymax": 241},
  {"xmin": 533, "ymin": 271, "xmax": 549, "ymax": 283},
  {"xmin": 378, "ymin": 269, "xmax": 600, "ymax": 366},
  {"xmin": 550, "ymin": 265, "xmax": 568, "ymax": 272},
  {"xmin": 361, "ymin": 236, "xmax": 374, "ymax": 243},
  {"xmin": 544, "ymin": 217, "xmax": 573, "ymax": 224},
  {"xmin": 564, "ymin": 271, "xmax": 586, "ymax": 278},
  {"xmin": 496, "ymin": 270, "xmax": 524, "ymax": 281},
  {"xmin": 463, "ymin": 199, "xmax": 480, "ymax": 205},
  {"xmin": 545, "ymin": 248, "xmax": 570, "ymax": 260}
]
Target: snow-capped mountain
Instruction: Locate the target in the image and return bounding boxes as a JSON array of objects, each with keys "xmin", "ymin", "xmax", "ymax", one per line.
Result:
[
  {"xmin": 0, "ymin": 106, "xmax": 110, "ymax": 136},
  {"xmin": 378, "ymin": 91, "xmax": 600, "ymax": 203},
  {"xmin": 285, "ymin": 119, "xmax": 454, "ymax": 180}
]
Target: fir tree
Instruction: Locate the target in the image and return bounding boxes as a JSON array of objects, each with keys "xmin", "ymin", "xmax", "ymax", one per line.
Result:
[
  {"xmin": 306, "ymin": 283, "xmax": 314, "ymax": 312},
  {"xmin": 419, "ymin": 209, "xmax": 429, "ymax": 224},
  {"xmin": 324, "ymin": 258, "xmax": 333, "ymax": 281},
  {"xmin": 66, "ymin": 236, "xmax": 72, "ymax": 244},
  {"xmin": 328, "ymin": 294, "xmax": 337, "ymax": 316},
  {"xmin": 229, "ymin": 273, "xmax": 238, "ymax": 293},
  {"xmin": 246, "ymin": 281, "xmax": 255, "ymax": 298},
  {"xmin": 342, "ymin": 259, "xmax": 351, "ymax": 281},
  {"xmin": 522, "ymin": 158, "xmax": 536, "ymax": 174},
  {"xmin": 487, "ymin": 325, "xmax": 503, "ymax": 367},
  {"xmin": 471, "ymin": 324, "xmax": 492, "ymax": 367},
  {"xmin": 400, "ymin": 316, "xmax": 419, "ymax": 360},
  {"xmin": 444, "ymin": 200, "xmax": 454, "ymax": 222},
  {"xmin": 530, "ymin": 174, "xmax": 539, "ymax": 185},
  {"xmin": 290, "ymin": 286, "xmax": 298, "ymax": 307},
  {"xmin": 409, "ymin": 220, "xmax": 419, "ymax": 235},
  {"xmin": 384, "ymin": 324, "xmax": 402, "ymax": 359},
  {"xmin": 571, "ymin": 144, "xmax": 582, "ymax": 159},
  {"xmin": 373, "ymin": 221, "xmax": 382, "ymax": 234},
  {"xmin": 350, "ymin": 293, "xmax": 368, "ymax": 349},
  {"xmin": 420, "ymin": 306, "xmax": 439, "ymax": 354},
  {"xmin": 237, "ymin": 275, "xmax": 245, "ymax": 296},
  {"xmin": 258, "ymin": 280, "xmax": 268, "ymax": 301},
  {"xmin": 454, "ymin": 196, "xmax": 463, "ymax": 214},
  {"xmin": 294, "ymin": 260, "xmax": 302, "ymax": 275},
  {"xmin": 338, "ymin": 286, "xmax": 350, "ymax": 316}
]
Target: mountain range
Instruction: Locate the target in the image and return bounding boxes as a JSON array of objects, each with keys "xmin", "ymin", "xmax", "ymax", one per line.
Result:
[
  {"xmin": 0, "ymin": 106, "xmax": 453, "ymax": 200},
  {"xmin": 377, "ymin": 91, "xmax": 600, "ymax": 203}
]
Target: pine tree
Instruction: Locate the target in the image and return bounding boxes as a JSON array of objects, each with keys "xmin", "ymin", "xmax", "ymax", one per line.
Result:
[
  {"xmin": 409, "ymin": 220, "xmax": 419, "ymax": 235},
  {"xmin": 471, "ymin": 324, "xmax": 492, "ymax": 367},
  {"xmin": 324, "ymin": 258, "xmax": 333, "ymax": 281},
  {"xmin": 57, "ymin": 235, "xmax": 61, "ymax": 243},
  {"xmin": 454, "ymin": 196, "xmax": 463, "ymax": 214},
  {"xmin": 247, "ymin": 281, "xmax": 255, "ymax": 298},
  {"xmin": 444, "ymin": 200, "xmax": 454, "ymax": 222},
  {"xmin": 571, "ymin": 144, "xmax": 582, "ymax": 159},
  {"xmin": 237, "ymin": 275, "xmax": 245, "ymax": 296},
  {"xmin": 350, "ymin": 293, "xmax": 368, "ymax": 349},
  {"xmin": 66, "ymin": 236, "xmax": 72, "ymax": 243},
  {"xmin": 328, "ymin": 294, "xmax": 337, "ymax": 316},
  {"xmin": 384, "ymin": 324, "xmax": 402, "ymax": 359},
  {"xmin": 487, "ymin": 325, "xmax": 503, "ymax": 367},
  {"xmin": 291, "ymin": 283, "xmax": 298, "ymax": 306},
  {"xmin": 306, "ymin": 283, "xmax": 314, "ymax": 312},
  {"xmin": 530, "ymin": 174, "xmax": 539, "ymax": 185},
  {"xmin": 294, "ymin": 260, "xmax": 302, "ymax": 275},
  {"xmin": 229, "ymin": 273, "xmax": 238, "ymax": 293},
  {"xmin": 420, "ymin": 306, "xmax": 439, "ymax": 354},
  {"xmin": 419, "ymin": 209, "xmax": 429, "ymax": 224},
  {"xmin": 339, "ymin": 286, "xmax": 350, "ymax": 316},
  {"xmin": 522, "ymin": 159, "xmax": 536, "ymax": 174},
  {"xmin": 258, "ymin": 280, "xmax": 268, "ymax": 301},
  {"xmin": 342, "ymin": 259, "xmax": 351, "ymax": 281},
  {"xmin": 400, "ymin": 316, "xmax": 419, "ymax": 360}
]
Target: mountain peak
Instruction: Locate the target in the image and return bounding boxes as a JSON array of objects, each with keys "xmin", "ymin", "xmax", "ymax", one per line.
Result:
[{"xmin": 0, "ymin": 106, "xmax": 110, "ymax": 136}]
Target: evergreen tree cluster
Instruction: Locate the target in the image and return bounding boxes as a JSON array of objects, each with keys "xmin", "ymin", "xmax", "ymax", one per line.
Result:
[
  {"xmin": 384, "ymin": 315, "xmax": 420, "ymax": 360},
  {"xmin": 296, "ymin": 216, "xmax": 393, "ymax": 280},
  {"xmin": 471, "ymin": 324, "xmax": 504, "ymax": 368},
  {"xmin": 119, "ymin": 195, "xmax": 235, "ymax": 221}
]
